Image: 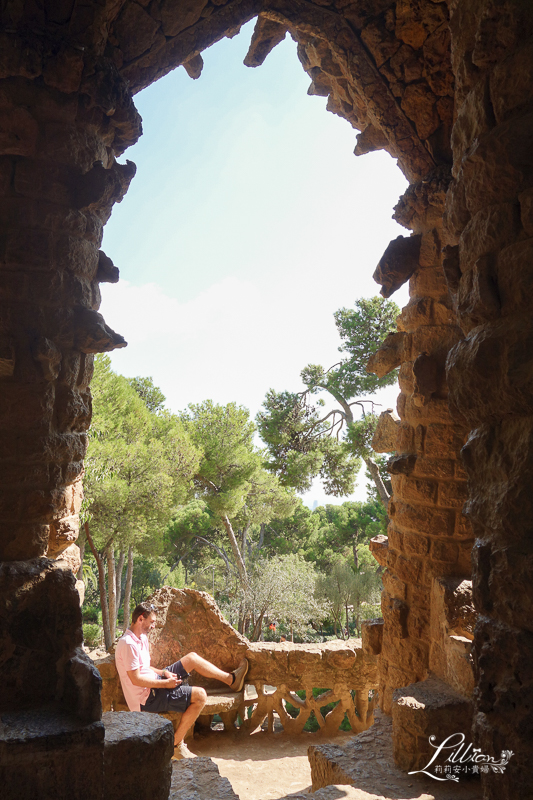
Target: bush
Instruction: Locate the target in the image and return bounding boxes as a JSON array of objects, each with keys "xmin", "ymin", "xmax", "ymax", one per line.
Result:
[
  {"xmin": 82, "ymin": 604, "xmax": 100, "ymax": 623},
  {"xmin": 83, "ymin": 623, "xmax": 102, "ymax": 648}
]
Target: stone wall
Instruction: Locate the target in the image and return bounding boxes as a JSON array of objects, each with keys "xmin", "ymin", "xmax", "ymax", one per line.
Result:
[
  {"xmin": 444, "ymin": 1, "xmax": 533, "ymax": 797},
  {"xmin": 1, "ymin": 2, "xmax": 533, "ymax": 797},
  {"xmin": 368, "ymin": 166, "xmax": 474, "ymax": 714}
]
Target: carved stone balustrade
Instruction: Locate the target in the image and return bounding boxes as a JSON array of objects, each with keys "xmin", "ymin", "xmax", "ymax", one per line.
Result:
[{"xmin": 235, "ymin": 641, "xmax": 378, "ymax": 736}]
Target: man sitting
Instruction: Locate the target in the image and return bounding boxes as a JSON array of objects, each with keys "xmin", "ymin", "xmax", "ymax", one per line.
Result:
[{"xmin": 115, "ymin": 601, "xmax": 249, "ymax": 759}]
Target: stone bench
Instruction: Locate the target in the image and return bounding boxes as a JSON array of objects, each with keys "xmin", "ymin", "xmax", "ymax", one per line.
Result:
[
  {"xmin": 92, "ymin": 654, "xmax": 244, "ymax": 739},
  {"xmin": 160, "ymin": 688, "xmax": 244, "ymax": 741}
]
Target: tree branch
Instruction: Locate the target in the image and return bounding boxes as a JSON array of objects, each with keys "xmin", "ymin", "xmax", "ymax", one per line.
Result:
[{"xmin": 193, "ymin": 536, "xmax": 238, "ymax": 578}]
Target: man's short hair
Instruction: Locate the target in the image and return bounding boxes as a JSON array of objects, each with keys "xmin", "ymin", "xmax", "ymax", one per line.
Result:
[{"xmin": 132, "ymin": 602, "xmax": 156, "ymax": 624}]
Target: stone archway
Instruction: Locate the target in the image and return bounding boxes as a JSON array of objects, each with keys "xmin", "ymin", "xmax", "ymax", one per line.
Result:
[{"xmin": 1, "ymin": 2, "xmax": 532, "ymax": 799}]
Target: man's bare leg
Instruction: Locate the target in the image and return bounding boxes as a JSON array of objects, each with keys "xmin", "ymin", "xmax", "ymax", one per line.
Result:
[
  {"xmin": 180, "ymin": 651, "xmax": 233, "ymax": 686},
  {"xmin": 174, "ymin": 686, "xmax": 207, "ymax": 746}
]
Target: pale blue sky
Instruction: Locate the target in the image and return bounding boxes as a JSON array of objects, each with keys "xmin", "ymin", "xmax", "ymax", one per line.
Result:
[{"xmin": 101, "ymin": 19, "xmax": 409, "ymax": 505}]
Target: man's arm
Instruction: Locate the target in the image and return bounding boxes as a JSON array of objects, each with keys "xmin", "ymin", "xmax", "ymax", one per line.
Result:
[{"xmin": 127, "ymin": 668, "xmax": 180, "ymax": 689}]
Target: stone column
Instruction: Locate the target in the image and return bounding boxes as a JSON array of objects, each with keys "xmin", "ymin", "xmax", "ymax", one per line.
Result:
[
  {"xmin": 445, "ymin": 1, "xmax": 533, "ymax": 796},
  {"xmin": 0, "ymin": 30, "xmax": 139, "ymax": 721},
  {"xmin": 369, "ymin": 167, "xmax": 474, "ymax": 715}
]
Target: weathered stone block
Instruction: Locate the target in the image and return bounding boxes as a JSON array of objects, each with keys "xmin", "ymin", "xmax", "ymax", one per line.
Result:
[
  {"xmin": 371, "ymin": 408, "xmax": 400, "ymax": 453},
  {"xmin": 395, "ymin": 421, "xmax": 415, "ymax": 453},
  {"xmin": 381, "ymin": 592, "xmax": 408, "ymax": 639},
  {"xmin": 367, "ymin": 331, "xmax": 410, "ymax": 378},
  {"xmin": 424, "ymin": 423, "xmax": 463, "ymax": 458},
  {"xmin": 451, "ymin": 74, "xmax": 493, "ymax": 160},
  {"xmin": 438, "ymin": 479, "xmax": 468, "ymax": 508},
  {"xmin": 402, "ymin": 531, "xmax": 430, "ymax": 556},
  {"xmin": 0, "ymin": 559, "xmax": 100, "ymax": 717},
  {"xmin": 409, "ymin": 264, "xmax": 449, "ymax": 299},
  {"xmin": 391, "ymin": 499, "xmax": 453, "ymax": 537},
  {"xmin": 373, "ymin": 234, "xmax": 422, "ymax": 298},
  {"xmin": 385, "ymin": 526, "xmax": 403, "ymax": 553},
  {"xmin": 397, "ymin": 475, "xmax": 437, "ymax": 505},
  {"xmin": 0, "ymin": 708, "xmax": 104, "ymax": 800},
  {"xmin": 401, "ymin": 83, "xmax": 440, "ymax": 139},
  {"xmin": 406, "ymin": 605, "xmax": 431, "ymax": 643},
  {"xmin": 382, "ymin": 567, "xmax": 408, "ymax": 599},
  {"xmin": 497, "ymin": 238, "xmax": 533, "ymax": 315},
  {"xmin": 103, "ymin": 712, "xmax": 173, "ymax": 800},
  {"xmin": 170, "ymin": 757, "xmax": 238, "ymax": 800},
  {"xmin": 461, "ymin": 113, "xmax": 533, "ymax": 215},
  {"xmin": 430, "ymin": 539, "xmax": 459, "ymax": 564},
  {"xmin": 392, "ymin": 676, "xmax": 473, "ymax": 771},
  {"xmin": 369, "ymin": 533, "xmax": 389, "ymax": 566},
  {"xmin": 490, "ymin": 40, "xmax": 533, "ymax": 123},
  {"xmin": 388, "ymin": 551, "xmax": 423, "ymax": 585},
  {"xmin": 400, "ymin": 394, "xmax": 454, "ymax": 425}
]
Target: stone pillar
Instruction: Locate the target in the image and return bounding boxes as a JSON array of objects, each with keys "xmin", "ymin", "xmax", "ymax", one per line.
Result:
[
  {"xmin": 0, "ymin": 31, "xmax": 140, "ymax": 797},
  {"xmin": 445, "ymin": 1, "xmax": 533, "ymax": 796},
  {"xmin": 369, "ymin": 167, "xmax": 474, "ymax": 715}
]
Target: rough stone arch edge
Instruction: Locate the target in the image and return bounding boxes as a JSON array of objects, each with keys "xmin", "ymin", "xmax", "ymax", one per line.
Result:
[{"xmin": 118, "ymin": 0, "xmax": 436, "ymax": 182}]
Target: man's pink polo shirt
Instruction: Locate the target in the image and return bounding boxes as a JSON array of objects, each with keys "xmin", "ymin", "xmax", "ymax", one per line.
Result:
[{"xmin": 115, "ymin": 629, "xmax": 159, "ymax": 711}]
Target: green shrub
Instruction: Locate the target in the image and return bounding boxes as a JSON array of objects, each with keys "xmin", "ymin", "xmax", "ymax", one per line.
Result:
[
  {"xmin": 83, "ymin": 623, "xmax": 102, "ymax": 648},
  {"xmin": 82, "ymin": 604, "xmax": 99, "ymax": 623}
]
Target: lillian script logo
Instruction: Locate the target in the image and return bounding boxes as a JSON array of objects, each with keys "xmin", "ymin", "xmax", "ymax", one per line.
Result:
[{"xmin": 408, "ymin": 733, "xmax": 514, "ymax": 782}]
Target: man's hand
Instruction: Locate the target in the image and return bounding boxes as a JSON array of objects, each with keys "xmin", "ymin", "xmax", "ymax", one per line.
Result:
[{"xmin": 161, "ymin": 670, "xmax": 180, "ymax": 688}]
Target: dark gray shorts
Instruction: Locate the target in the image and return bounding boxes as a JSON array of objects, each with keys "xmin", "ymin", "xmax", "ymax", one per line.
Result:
[{"xmin": 140, "ymin": 660, "xmax": 193, "ymax": 714}]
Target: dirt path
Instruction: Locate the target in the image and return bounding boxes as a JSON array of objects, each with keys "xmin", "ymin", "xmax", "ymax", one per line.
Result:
[
  {"xmin": 182, "ymin": 712, "xmax": 482, "ymax": 800},
  {"xmin": 190, "ymin": 728, "xmax": 349, "ymax": 799}
]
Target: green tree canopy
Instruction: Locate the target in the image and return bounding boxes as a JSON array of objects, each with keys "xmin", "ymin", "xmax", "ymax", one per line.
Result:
[
  {"xmin": 83, "ymin": 355, "xmax": 199, "ymax": 647},
  {"xmin": 180, "ymin": 401, "xmax": 297, "ymax": 592},
  {"xmin": 128, "ymin": 376, "xmax": 166, "ymax": 414},
  {"xmin": 257, "ymin": 297, "xmax": 399, "ymax": 506}
]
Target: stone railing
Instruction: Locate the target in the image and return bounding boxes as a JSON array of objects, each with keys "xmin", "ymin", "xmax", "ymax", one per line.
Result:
[
  {"xmin": 94, "ymin": 638, "xmax": 379, "ymax": 738},
  {"xmin": 235, "ymin": 641, "xmax": 378, "ymax": 736}
]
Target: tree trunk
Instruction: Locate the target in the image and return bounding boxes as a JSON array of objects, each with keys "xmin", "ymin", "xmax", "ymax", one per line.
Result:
[
  {"xmin": 352, "ymin": 532, "xmax": 359, "ymax": 571},
  {"xmin": 241, "ymin": 525, "xmax": 248, "ymax": 568},
  {"xmin": 251, "ymin": 611, "xmax": 265, "ymax": 642},
  {"xmin": 106, "ymin": 545, "xmax": 117, "ymax": 643},
  {"xmin": 365, "ymin": 457, "xmax": 390, "ymax": 508},
  {"xmin": 122, "ymin": 545, "xmax": 134, "ymax": 633},
  {"xmin": 116, "ymin": 548, "xmax": 125, "ymax": 612},
  {"xmin": 84, "ymin": 522, "xmax": 112, "ymax": 650},
  {"xmin": 77, "ymin": 531, "xmax": 85, "ymax": 581},
  {"xmin": 222, "ymin": 514, "xmax": 249, "ymax": 589}
]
